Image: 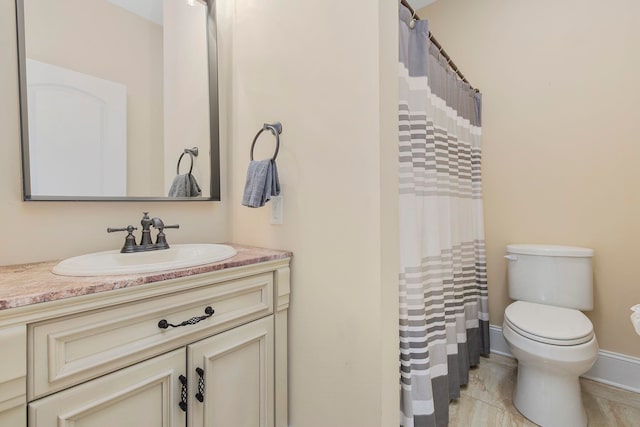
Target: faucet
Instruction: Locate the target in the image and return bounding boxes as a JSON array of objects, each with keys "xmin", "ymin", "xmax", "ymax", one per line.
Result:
[{"xmin": 107, "ymin": 212, "xmax": 180, "ymax": 253}]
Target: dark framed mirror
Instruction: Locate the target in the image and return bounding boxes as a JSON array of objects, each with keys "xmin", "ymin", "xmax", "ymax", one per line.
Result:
[{"xmin": 16, "ymin": 0, "xmax": 220, "ymax": 201}]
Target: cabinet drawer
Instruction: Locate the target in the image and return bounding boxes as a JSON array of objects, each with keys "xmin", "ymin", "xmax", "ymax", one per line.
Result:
[{"xmin": 29, "ymin": 272, "xmax": 273, "ymax": 400}]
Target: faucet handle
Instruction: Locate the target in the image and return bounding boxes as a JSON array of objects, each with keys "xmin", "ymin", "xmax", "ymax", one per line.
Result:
[
  {"xmin": 107, "ymin": 225, "xmax": 138, "ymax": 234},
  {"xmin": 107, "ymin": 225, "xmax": 138, "ymax": 253},
  {"xmin": 154, "ymin": 224, "xmax": 179, "ymax": 249}
]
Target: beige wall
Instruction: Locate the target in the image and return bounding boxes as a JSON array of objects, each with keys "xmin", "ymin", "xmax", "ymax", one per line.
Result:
[
  {"xmin": 421, "ymin": 0, "xmax": 640, "ymax": 357},
  {"xmin": 222, "ymin": 0, "xmax": 399, "ymax": 425},
  {"xmin": 0, "ymin": 0, "xmax": 228, "ymax": 266}
]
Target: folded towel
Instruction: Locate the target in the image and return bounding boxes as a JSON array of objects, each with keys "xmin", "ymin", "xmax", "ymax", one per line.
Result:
[
  {"xmin": 168, "ymin": 173, "xmax": 202, "ymax": 197},
  {"xmin": 242, "ymin": 159, "xmax": 280, "ymax": 208}
]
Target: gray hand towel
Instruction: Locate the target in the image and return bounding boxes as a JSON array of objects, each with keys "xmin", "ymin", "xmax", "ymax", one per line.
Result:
[
  {"xmin": 242, "ymin": 159, "xmax": 280, "ymax": 208},
  {"xmin": 168, "ymin": 173, "xmax": 202, "ymax": 197}
]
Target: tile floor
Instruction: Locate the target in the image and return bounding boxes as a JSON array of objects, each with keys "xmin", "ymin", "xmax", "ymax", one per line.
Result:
[{"xmin": 449, "ymin": 354, "xmax": 640, "ymax": 426}]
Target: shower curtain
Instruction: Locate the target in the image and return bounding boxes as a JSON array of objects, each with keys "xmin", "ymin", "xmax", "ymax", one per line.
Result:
[{"xmin": 398, "ymin": 5, "xmax": 489, "ymax": 427}]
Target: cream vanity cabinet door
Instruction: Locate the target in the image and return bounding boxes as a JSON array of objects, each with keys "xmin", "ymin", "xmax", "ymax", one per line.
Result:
[
  {"xmin": 0, "ymin": 326, "xmax": 26, "ymax": 427},
  {"xmin": 28, "ymin": 348, "xmax": 187, "ymax": 427},
  {"xmin": 188, "ymin": 316, "xmax": 274, "ymax": 427}
]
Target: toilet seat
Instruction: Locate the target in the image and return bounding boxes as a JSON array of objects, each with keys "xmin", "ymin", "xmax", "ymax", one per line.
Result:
[{"xmin": 504, "ymin": 301, "xmax": 593, "ymax": 346}]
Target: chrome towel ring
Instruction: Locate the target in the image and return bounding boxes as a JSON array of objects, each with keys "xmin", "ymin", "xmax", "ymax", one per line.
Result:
[
  {"xmin": 250, "ymin": 122, "xmax": 283, "ymax": 161},
  {"xmin": 177, "ymin": 147, "xmax": 199, "ymax": 174}
]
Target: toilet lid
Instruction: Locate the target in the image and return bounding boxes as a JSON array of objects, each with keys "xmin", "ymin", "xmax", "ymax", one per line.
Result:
[{"xmin": 504, "ymin": 301, "xmax": 594, "ymax": 346}]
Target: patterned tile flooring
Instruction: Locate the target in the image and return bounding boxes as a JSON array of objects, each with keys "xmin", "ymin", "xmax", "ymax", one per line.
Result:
[{"xmin": 449, "ymin": 354, "xmax": 640, "ymax": 426}]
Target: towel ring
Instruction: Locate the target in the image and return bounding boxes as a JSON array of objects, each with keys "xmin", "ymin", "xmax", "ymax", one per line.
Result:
[
  {"xmin": 250, "ymin": 122, "xmax": 283, "ymax": 161},
  {"xmin": 177, "ymin": 147, "xmax": 199, "ymax": 174}
]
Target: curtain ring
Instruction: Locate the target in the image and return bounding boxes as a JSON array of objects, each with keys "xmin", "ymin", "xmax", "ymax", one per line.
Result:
[
  {"xmin": 409, "ymin": 12, "xmax": 416, "ymax": 29},
  {"xmin": 250, "ymin": 122, "xmax": 283, "ymax": 161},
  {"xmin": 176, "ymin": 152, "xmax": 194, "ymax": 175}
]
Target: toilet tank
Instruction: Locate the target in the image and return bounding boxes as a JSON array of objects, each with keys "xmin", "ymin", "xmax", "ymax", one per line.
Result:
[{"xmin": 505, "ymin": 244, "xmax": 594, "ymax": 310}]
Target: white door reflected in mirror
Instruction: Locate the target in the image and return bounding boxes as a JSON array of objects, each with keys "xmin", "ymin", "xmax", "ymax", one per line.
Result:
[{"xmin": 27, "ymin": 59, "xmax": 127, "ymax": 197}]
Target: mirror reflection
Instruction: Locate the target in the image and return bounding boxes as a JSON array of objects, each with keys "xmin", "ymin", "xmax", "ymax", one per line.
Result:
[{"xmin": 17, "ymin": 0, "xmax": 220, "ymax": 200}]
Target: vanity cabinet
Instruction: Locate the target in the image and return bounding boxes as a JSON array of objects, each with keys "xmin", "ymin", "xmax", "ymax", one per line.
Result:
[
  {"xmin": 0, "ymin": 253, "xmax": 290, "ymax": 427},
  {"xmin": 29, "ymin": 317, "xmax": 274, "ymax": 427}
]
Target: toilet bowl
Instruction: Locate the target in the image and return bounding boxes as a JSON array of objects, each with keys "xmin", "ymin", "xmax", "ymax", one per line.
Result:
[{"xmin": 503, "ymin": 301, "xmax": 598, "ymax": 427}]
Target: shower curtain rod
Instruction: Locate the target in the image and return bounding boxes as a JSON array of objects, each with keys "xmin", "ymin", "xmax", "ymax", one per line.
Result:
[{"xmin": 400, "ymin": 0, "xmax": 478, "ymax": 93}]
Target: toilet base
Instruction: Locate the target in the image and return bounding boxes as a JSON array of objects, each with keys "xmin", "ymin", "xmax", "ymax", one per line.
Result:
[
  {"xmin": 513, "ymin": 361, "xmax": 587, "ymax": 427},
  {"xmin": 502, "ymin": 321, "xmax": 598, "ymax": 427}
]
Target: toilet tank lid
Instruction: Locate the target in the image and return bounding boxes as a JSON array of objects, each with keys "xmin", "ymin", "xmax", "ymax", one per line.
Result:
[{"xmin": 506, "ymin": 244, "xmax": 594, "ymax": 257}]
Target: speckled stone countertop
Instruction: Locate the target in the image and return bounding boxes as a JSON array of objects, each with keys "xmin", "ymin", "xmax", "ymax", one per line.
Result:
[{"xmin": 0, "ymin": 245, "xmax": 291, "ymax": 310}]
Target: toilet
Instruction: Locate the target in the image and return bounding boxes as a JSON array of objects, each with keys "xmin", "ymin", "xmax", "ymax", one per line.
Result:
[{"xmin": 502, "ymin": 244, "xmax": 598, "ymax": 427}]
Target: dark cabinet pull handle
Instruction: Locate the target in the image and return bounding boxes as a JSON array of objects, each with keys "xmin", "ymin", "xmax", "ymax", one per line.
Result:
[
  {"xmin": 178, "ymin": 375, "xmax": 188, "ymax": 412},
  {"xmin": 195, "ymin": 367, "xmax": 205, "ymax": 402},
  {"xmin": 158, "ymin": 306, "xmax": 215, "ymax": 329}
]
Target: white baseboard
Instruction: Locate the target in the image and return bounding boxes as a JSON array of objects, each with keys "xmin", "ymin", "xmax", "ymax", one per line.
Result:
[
  {"xmin": 488, "ymin": 324, "xmax": 640, "ymax": 394},
  {"xmin": 489, "ymin": 324, "xmax": 513, "ymax": 357}
]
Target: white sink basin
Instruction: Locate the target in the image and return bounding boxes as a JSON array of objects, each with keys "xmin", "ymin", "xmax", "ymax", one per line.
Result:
[
  {"xmin": 632, "ymin": 305, "xmax": 640, "ymax": 336},
  {"xmin": 52, "ymin": 244, "xmax": 237, "ymax": 277}
]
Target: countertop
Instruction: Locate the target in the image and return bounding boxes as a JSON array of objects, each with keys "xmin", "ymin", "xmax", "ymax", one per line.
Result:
[{"xmin": 0, "ymin": 245, "xmax": 292, "ymax": 310}]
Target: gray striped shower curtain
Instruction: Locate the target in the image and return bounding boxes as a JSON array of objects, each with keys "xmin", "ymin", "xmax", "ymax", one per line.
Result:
[{"xmin": 398, "ymin": 5, "xmax": 490, "ymax": 427}]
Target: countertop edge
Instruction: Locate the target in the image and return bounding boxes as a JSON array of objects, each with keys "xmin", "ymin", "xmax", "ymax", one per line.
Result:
[{"xmin": 0, "ymin": 244, "xmax": 292, "ymax": 312}]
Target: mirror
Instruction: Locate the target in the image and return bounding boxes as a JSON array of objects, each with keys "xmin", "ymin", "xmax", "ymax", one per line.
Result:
[{"xmin": 16, "ymin": 0, "xmax": 220, "ymax": 201}]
